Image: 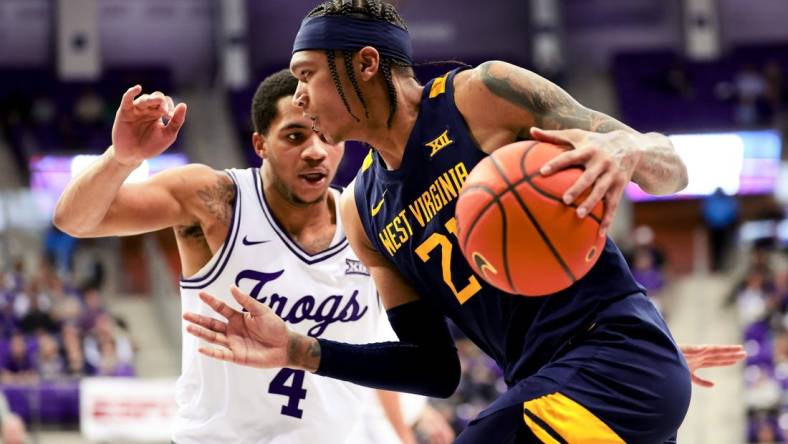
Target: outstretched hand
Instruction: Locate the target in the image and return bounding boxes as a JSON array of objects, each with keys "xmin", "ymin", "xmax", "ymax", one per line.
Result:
[
  {"xmin": 531, "ymin": 127, "xmax": 641, "ymax": 237},
  {"xmin": 111, "ymin": 85, "xmax": 187, "ymax": 167},
  {"xmin": 680, "ymin": 344, "xmax": 747, "ymax": 388},
  {"xmin": 183, "ymin": 286, "xmax": 290, "ymax": 369}
]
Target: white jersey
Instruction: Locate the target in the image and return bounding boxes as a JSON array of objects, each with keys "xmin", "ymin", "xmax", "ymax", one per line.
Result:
[{"xmin": 175, "ymin": 168, "xmax": 385, "ymax": 444}]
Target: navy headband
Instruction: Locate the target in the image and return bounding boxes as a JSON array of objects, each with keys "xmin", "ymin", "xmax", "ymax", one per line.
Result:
[{"xmin": 292, "ymin": 15, "xmax": 413, "ymax": 65}]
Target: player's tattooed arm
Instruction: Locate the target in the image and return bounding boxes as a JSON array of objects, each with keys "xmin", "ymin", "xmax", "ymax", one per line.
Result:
[
  {"xmin": 196, "ymin": 175, "xmax": 235, "ymax": 225},
  {"xmin": 478, "ymin": 61, "xmax": 628, "ymax": 133},
  {"xmin": 287, "ymin": 333, "xmax": 321, "ymax": 372},
  {"xmin": 477, "ymin": 60, "xmax": 688, "ymax": 197}
]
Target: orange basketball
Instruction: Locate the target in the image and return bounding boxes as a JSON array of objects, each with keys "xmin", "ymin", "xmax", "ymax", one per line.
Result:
[{"xmin": 456, "ymin": 141, "xmax": 606, "ymax": 296}]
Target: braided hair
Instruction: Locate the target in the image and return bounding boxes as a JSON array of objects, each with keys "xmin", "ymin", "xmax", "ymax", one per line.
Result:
[{"xmin": 305, "ymin": 0, "xmax": 412, "ymax": 127}]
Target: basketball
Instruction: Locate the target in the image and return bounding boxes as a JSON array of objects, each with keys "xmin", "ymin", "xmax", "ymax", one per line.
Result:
[{"xmin": 456, "ymin": 141, "xmax": 606, "ymax": 296}]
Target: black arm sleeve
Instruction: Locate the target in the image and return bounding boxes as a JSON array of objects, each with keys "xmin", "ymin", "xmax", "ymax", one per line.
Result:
[{"xmin": 314, "ymin": 299, "xmax": 461, "ymax": 398}]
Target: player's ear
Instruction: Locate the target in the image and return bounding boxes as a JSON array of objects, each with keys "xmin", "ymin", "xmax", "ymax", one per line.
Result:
[
  {"xmin": 252, "ymin": 132, "xmax": 268, "ymax": 160},
  {"xmin": 356, "ymin": 47, "xmax": 380, "ymax": 82}
]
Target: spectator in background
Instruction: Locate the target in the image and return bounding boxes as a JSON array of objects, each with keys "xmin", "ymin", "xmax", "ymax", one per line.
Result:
[
  {"xmin": 83, "ymin": 313, "xmax": 134, "ymax": 376},
  {"xmin": 735, "ymin": 267, "xmax": 772, "ymax": 326},
  {"xmin": 0, "ymin": 291, "xmax": 17, "ymax": 338},
  {"xmin": 5, "ymin": 259, "xmax": 25, "ymax": 292},
  {"xmin": 733, "ymin": 64, "xmax": 768, "ymax": 127},
  {"xmin": 13, "ymin": 280, "xmax": 46, "ymax": 321},
  {"xmin": 50, "ymin": 287, "xmax": 82, "ymax": 326},
  {"xmin": 702, "ymin": 187, "xmax": 740, "ymax": 272},
  {"xmin": 18, "ymin": 288, "xmax": 57, "ymax": 335},
  {"xmin": 771, "ymin": 329, "xmax": 788, "ymax": 365},
  {"xmin": 45, "ymin": 274, "xmax": 82, "ymax": 326},
  {"xmin": 73, "ymin": 87, "xmax": 106, "ymax": 125},
  {"xmin": 61, "ymin": 323, "xmax": 85, "ymax": 378},
  {"xmin": 44, "ymin": 223, "xmax": 78, "ymax": 277},
  {"xmin": 662, "ymin": 60, "xmax": 694, "ymax": 99},
  {"xmin": 36, "ymin": 332, "xmax": 65, "ymax": 381},
  {"xmin": 30, "ymin": 94, "xmax": 56, "ymax": 129},
  {"xmin": 78, "ymin": 259, "xmax": 105, "ymax": 293},
  {"xmin": 78, "ymin": 287, "xmax": 105, "ymax": 332},
  {"xmin": 625, "ymin": 225, "xmax": 669, "ymax": 312},
  {"xmin": 1, "ymin": 333, "xmax": 36, "ymax": 385},
  {"xmin": 750, "ymin": 413, "xmax": 782, "ymax": 443},
  {"xmin": 73, "ymin": 86, "xmax": 111, "ymax": 149}
]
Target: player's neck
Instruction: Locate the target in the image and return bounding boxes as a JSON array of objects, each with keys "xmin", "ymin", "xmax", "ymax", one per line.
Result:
[
  {"xmin": 260, "ymin": 170, "xmax": 336, "ymax": 247},
  {"xmin": 361, "ymin": 78, "xmax": 423, "ymax": 171}
]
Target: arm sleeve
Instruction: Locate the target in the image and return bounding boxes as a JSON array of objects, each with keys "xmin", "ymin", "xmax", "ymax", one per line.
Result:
[{"xmin": 314, "ymin": 300, "xmax": 461, "ymax": 398}]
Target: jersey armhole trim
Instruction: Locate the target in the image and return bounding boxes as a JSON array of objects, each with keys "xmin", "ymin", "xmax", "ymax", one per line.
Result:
[{"xmin": 180, "ymin": 169, "xmax": 243, "ymax": 289}]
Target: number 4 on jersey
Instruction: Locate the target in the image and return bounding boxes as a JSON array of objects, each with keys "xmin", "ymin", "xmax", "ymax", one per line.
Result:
[{"xmin": 268, "ymin": 368, "xmax": 308, "ymax": 418}]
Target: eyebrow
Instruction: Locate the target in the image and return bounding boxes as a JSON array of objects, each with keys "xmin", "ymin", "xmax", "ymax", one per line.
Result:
[
  {"xmin": 280, "ymin": 122, "xmax": 309, "ymax": 131},
  {"xmin": 290, "ymin": 60, "xmax": 311, "ymax": 74},
  {"xmin": 290, "ymin": 61, "xmax": 303, "ymax": 72}
]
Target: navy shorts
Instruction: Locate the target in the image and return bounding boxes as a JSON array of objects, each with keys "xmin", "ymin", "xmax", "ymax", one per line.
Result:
[{"xmin": 456, "ymin": 293, "xmax": 691, "ymax": 444}]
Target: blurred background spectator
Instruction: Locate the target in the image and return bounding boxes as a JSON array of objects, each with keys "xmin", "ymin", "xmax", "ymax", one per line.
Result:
[{"xmin": 703, "ymin": 188, "xmax": 741, "ymax": 272}]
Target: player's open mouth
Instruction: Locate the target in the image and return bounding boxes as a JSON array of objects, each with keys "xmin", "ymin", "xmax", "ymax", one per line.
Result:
[{"xmin": 299, "ymin": 171, "xmax": 327, "ymax": 186}]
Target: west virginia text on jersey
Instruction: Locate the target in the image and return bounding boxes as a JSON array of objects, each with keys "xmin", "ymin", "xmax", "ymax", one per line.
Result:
[{"xmin": 376, "ymin": 161, "xmax": 468, "ymax": 256}]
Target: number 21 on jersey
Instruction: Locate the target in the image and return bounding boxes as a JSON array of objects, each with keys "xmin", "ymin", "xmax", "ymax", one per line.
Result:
[{"xmin": 415, "ymin": 217, "xmax": 481, "ymax": 304}]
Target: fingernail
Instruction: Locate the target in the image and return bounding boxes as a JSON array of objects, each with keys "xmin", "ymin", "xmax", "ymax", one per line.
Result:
[
  {"xmin": 540, "ymin": 166, "xmax": 551, "ymax": 174},
  {"xmin": 563, "ymin": 195, "xmax": 573, "ymax": 205},
  {"xmin": 577, "ymin": 208, "xmax": 587, "ymax": 218}
]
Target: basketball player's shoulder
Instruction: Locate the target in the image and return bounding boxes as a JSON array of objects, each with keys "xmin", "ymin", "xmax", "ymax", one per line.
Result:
[
  {"xmin": 453, "ymin": 62, "xmax": 523, "ymax": 146},
  {"xmin": 453, "ymin": 60, "xmax": 521, "ymax": 107},
  {"xmin": 165, "ymin": 164, "xmax": 233, "ymax": 201},
  {"xmin": 154, "ymin": 163, "xmax": 224, "ymax": 187},
  {"xmin": 162, "ymin": 164, "xmax": 237, "ymax": 227}
]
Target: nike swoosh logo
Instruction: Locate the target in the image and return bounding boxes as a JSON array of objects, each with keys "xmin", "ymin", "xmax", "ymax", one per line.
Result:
[
  {"xmin": 242, "ymin": 236, "xmax": 271, "ymax": 246},
  {"xmin": 473, "ymin": 252, "xmax": 498, "ymax": 280},
  {"xmin": 371, "ymin": 190, "xmax": 387, "ymax": 217}
]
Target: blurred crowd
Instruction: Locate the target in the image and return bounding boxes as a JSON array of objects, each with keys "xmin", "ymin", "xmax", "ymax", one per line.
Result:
[
  {"xmin": 0, "ymin": 252, "xmax": 135, "ymax": 436},
  {"xmin": 728, "ymin": 237, "xmax": 788, "ymax": 443},
  {"xmin": 0, "ymin": 256, "xmax": 134, "ymax": 384}
]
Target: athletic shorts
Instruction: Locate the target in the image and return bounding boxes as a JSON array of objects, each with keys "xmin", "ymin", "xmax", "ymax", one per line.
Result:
[{"xmin": 455, "ymin": 293, "xmax": 691, "ymax": 444}]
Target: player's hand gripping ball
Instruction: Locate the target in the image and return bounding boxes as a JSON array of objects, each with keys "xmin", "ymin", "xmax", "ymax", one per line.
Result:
[{"xmin": 456, "ymin": 141, "xmax": 606, "ymax": 296}]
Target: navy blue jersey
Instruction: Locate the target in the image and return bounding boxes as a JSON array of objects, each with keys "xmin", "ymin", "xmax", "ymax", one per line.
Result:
[{"xmin": 353, "ymin": 68, "xmax": 645, "ymax": 386}]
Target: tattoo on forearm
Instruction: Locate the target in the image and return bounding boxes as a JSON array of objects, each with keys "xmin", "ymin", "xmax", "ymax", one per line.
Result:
[
  {"xmin": 196, "ymin": 177, "xmax": 235, "ymax": 225},
  {"xmin": 479, "ymin": 62, "xmax": 630, "ymax": 134},
  {"xmin": 289, "ymin": 333, "xmax": 321, "ymax": 372},
  {"xmin": 307, "ymin": 340, "xmax": 321, "ymax": 359},
  {"xmin": 289, "ymin": 335, "xmax": 298, "ymax": 361}
]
